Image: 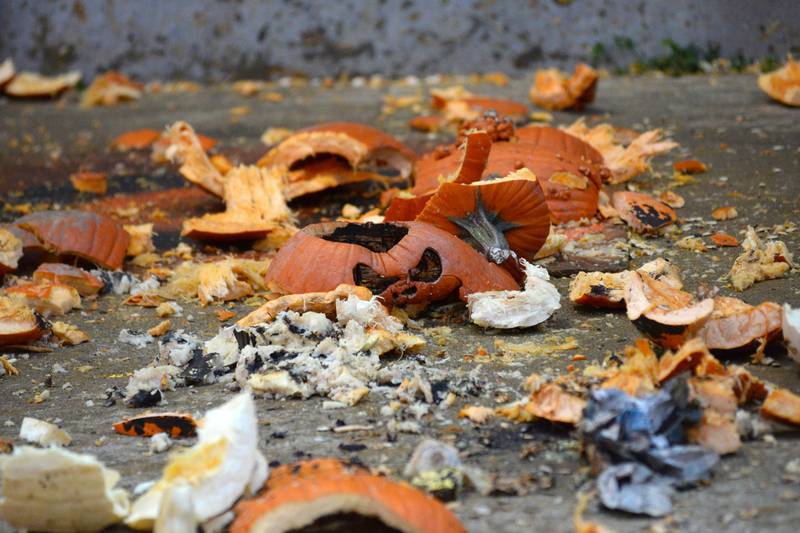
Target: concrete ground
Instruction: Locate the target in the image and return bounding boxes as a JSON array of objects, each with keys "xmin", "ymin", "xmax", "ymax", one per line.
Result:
[{"xmin": 1, "ymin": 73, "xmax": 800, "ymax": 532}]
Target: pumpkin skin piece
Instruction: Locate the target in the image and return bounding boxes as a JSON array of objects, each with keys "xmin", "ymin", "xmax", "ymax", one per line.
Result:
[
  {"xmin": 264, "ymin": 221, "xmax": 519, "ymax": 306},
  {"xmin": 16, "ymin": 210, "xmax": 130, "ymax": 270},
  {"xmin": 0, "ymin": 296, "xmax": 45, "ymax": 346},
  {"xmin": 416, "ymin": 170, "xmax": 551, "ymax": 264},
  {"xmin": 230, "ymin": 458, "xmax": 466, "ymax": 533},
  {"xmin": 695, "ymin": 297, "xmax": 782, "ymax": 354},
  {"xmin": 611, "ymin": 191, "xmax": 677, "ymax": 233},
  {"xmin": 32, "ymin": 263, "xmax": 104, "ymax": 297},
  {"xmin": 386, "ymin": 130, "xmax": 492, "ymax": 222},
  {"xmin": 257, "ymin": 122, "xmax": 416, "ymax": 178}
]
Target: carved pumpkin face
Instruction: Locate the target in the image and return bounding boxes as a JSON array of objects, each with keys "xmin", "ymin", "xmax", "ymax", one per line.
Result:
[{"xmin": 264, "ymin": 221, "xmax": 519, "ymax": 306}]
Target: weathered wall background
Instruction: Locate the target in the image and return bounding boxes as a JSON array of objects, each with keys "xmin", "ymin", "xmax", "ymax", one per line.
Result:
[{"xmin": 0, "ymin": 0, "xmax": 798, "ymax": 81}]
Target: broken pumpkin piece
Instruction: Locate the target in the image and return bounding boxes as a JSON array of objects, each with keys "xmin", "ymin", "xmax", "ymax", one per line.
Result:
[
  {"xmin": 147, "ymin": 319, "xmax": 172, "ymax": 337},
  {"xmin": 264, "ymin": 221, "xmax": 518, "ymax": 306},
  {"xmin": 612, "ymin": 191, "xmax": 677, "ymax": 233},
  {"xmin": 728, "ymin": 226, "xmax": 793, "ymax": 291},
  {"xmin": 0, "ymin": 227, "xmax": 23, "ymax": 274},
  {"xmin": 688, "ymin": 410, "xmax": 741, "ymax": 455},
  {"xmin": 563, "ymin": 119, "xmax": 678, "ymax": 184},
  {"xmin": 498, "ymin": 382, "xmax": 586, "ymax": 425},
  {"xmin": 231, "ymin": 458, "xmax": 465, "ymax": 533},
  {"xmin": 711, "ymin": 206, "xmax": 737, "ymax": 220},
  {"xmin": 5, "ymin": 282, "xmax": 81, "ymax": 317},
  {"xmin": 570, "ymin": 258, "xmax": 682, "ymax": 309},
  {"xmin": 657, "ymin": 337, "xmax": 711, "ymax": 383},
  {"xmin": 695, "ymin": 297, "xmax": 782, "ymax": 356},
  {"xmin": 761, "ymin": 388, "xmax": 800, "ymax": 425},
  {"xmin": 3, "ymin": 70, "xmax": 80, "ymax": 98},
  {"xmin": 70, "ymin": 171, "xmax": 108, "ymax": 195},
  {"xmin": 430, "ymin": 86, "xmax": 529, "ymax": 122},
  {"xmin": 658, "ymin": 190, "xmax": 685, "ymax": 209},
  {"xmin": 126, "ymin": 392, "xmax": 266, "ymax": 530},
  {"xmin": 0, "ymin": 296, "xmax": 45, "ymax": 346},
  {"xmin": 196, "ymin": 260, "xmax": 254, "ymax": 306},
  {"xmin": 757, "ymin": 54, "xmax": 800, "ymax": 107},
  {"xmin": 182, "ymin": 165, "xmax": 295, "ymax": 241},
  {"xmin": 710, "ymin": 232, "xmax": 739, "ymax": 247},
  {"xmin": 110, "ymin": 128, "xmax": 161, "ymax": 151},
  {"xmin": 80, "ymin": 71, "xmax": 143, "ymax": 107},
  {"xmin": 279, "ymin": 157, "xmax": 394, "ymax": 200},
  {"xmin": 113, "ymin": 412, "xmax": 197, "ymax": 438},
  {"xmin": 51, "ymin": 321, "xmax": 90, "ymax": 345},
  {"xmin": 624, "ymin": 271, "xmax": 714, "ymax": 349},
  {"xmin": 416, "ymin": 168, "xmax": 550, "ymax": 264},
  {"xmin": 124, "ymin": 223, "xmax": 156, "ymax": 257},
  {"xmin": 160, "ymin": 121, "xmax": 226, "ymax": 197},
  {"xmin": 528, "ymin": 63, "xmax": 598, "ymax": 111},
  {"xmin": 0, "ymin": 446, "xmax": 130, "ymax": 533},
  {"xmin": 16, "ymin": 210, "xmax": 130, "ymax": 270},
  {"xmin": 257, "ymin": 121, "xmax": 416, "ymax": 179},
  {"xmin": 238, "ymin": 284, "xmax": 373, "ymax": 327},
  {"xmin": 673, "ymin": 159, "xmax": 707, "ymax": 174},
  {"xmin": 409, "ymin": 114, "xmax": 444, "ymax": 132}
]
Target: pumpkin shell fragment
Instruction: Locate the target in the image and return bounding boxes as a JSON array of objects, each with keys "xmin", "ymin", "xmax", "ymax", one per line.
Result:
[
  {"xmin": 257, "ymin": 122, "xmax": 416, "ymax": 178},
  {"xmin": 16, "ymin": 210, "xmax": 130, "ymax": 270},
  {"xmin": 0, "ymin": 228, "xmax": 23, "ymax": 274},
  {"xmin": 32, "ymin": 263, "xmax": 104, "ymax": 297},
  {"xmin": 757, "ymin": 54, "xmax": 800, "ymax": 107},
  {"xmin": 0, "ymin": 296, "xmax": 45, "ymax": 346},
  {"xmin": 612, "ymin": 191, "xmax": 676, "ymax": 233},
  {"xmin": 695, "ymin": 297, "xmax": 782, "ymax": 354},
  {"xmin": 231, "ymin": 458, "xmax": 466, "ymax": 533}
]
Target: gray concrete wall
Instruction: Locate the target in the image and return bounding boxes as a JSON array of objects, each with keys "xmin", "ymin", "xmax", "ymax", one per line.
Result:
[{"xmin": 1, "ymin": 0, "xmax": 798, "ymax": 81}]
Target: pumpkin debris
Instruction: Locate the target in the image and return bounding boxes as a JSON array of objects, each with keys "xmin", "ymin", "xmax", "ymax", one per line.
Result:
[
  {"xmin": 711, "ymin": 206, "xmax": 738, "ymax": 220},
  {"xmin": 3, "ymin": 70, "xmax": 80, "ymax": 98},
  {"xmin": 0, "ymin": 446, "xmax": 130, "ymax": 532},
  {"xmin": 51, "ymin": 321, "xmax": 90, "ymax": 345},
  {"xmin": 0, "ymin": 228, "xmax": 23, "ymax": 274},
  {"xmin": 81, "ymin": 72, "xmax": 143, "ymax": 107},
  {"xmin": 529, "ymin": 63, "xmax": 598, "ymax": 111},
  {"xmin": 70, "ymin": 171, "xmax": 108, "ymax": 195},
  {"xmin": 758, "ymin": 54, "xmax": 800, "ymax": 107},
  {"xmin": 727, "ymin": 226, "xmax": 793, "ymax": 291}
]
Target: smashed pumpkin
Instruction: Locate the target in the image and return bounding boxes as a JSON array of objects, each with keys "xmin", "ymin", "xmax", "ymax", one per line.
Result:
[
  {"xmin": 757, "ymin": 54, "xmax": 800, "ymax": 107},
  {"xmin": 696, "ymin": 297, "xmax": 782, "ymax": 356},
  {"xmin": 612, "ymin": 191, "xmax": 676, "ymax": 233},
  {"xmin": 0, "ymin": 296, "xmax": 45, "ymax": 346},
  {"xmin": 529, "ymin": 63, "xmax": 598, "ymax": 111},
  {"xmin": 264, "ymin": 221, "xmax": 519, "ymax": 306}
]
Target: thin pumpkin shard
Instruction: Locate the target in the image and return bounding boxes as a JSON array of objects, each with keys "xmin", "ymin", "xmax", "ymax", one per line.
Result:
[
  {"xmin": 386, "ymin": 130, "xmax": 492, "ymax": 222},
  {"xmin": 230, "ymin": 458, "xmax": 466, "ymax": 533},
  {"xmin": 182, "ymin": 165, "xmax": 296, "ymax": 241},
  {"xmin": 161, "ymin": 121, "xmax": 226, "ymax": 197},
  {"xmin": 757, "ymin": 54, "xmax": 800, "ymax": 107},
  {"xmin": 417, "ymin": 168, "xmax": 550, "ymax": 264}
]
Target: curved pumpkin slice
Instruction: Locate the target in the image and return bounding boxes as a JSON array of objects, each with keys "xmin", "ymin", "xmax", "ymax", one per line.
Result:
[
  {"xmin": 81, "ymin": 72, "xmax": 143, "ymax": 107},
  {"xmin": 110, "ymin": 129, "xmax": 161, "ymax": 151},
  {"xmin": 257, "ymin": 122, "xmax": 416, "ymax": 178},
  {"xmin": 0, "ymin": 227, "xmax": 23, "ymax": 274},
  {"xmin": 612, "ymin": 191, "xmax": 676, "ymax": 233},
  {"xmin": 388, "ymin": 130, "xmax": 492, "ymax": 221},
  {"xmin": 182, "ymin": 166, "xmax": 294, "ymax": 241},
  {"xmin": 570, "ymin": 258, "xmax": 681, "ymax": 308},
  {"xmin": 431, "ymin": 86, "xmax": 528, "ymax": 122},
  {"xmin": 264, "ymin": 221, "xmax": 518, "ymax": 305},
  {"xmin": 696, "ymin": 297, "xmax": 782, "ymax": 355},
  {"xmin": 758, "ymin": 54, "xmax": 800, "ymax": 107},
  {"xmin": 0, "ymin": 296, "xmax": 45, "ymax": 346},
  {"xmin": 231, "ymin": 458, "xmax": 465, "ymax": 533},
  {"xmin": 761, "ymin": 388, "xmax": 800, "ymax": 426},
  {"xmin": 417, "ymin": 168, "xmax": 550, "ymax": 264},
  {"xmin": 4, "ymin": 71, "xmax": 80, "ymax": 98},
  {"xmin": 32, "ymin": 263, "xmax": 104, "ymax": 297},
  {"xmin": 159, "ymin": 121, "xmax": 226, "ymax": 197},
  {"xmin": 624, "ymin": 271, "xmax": 714, "ymax": 349},
  {"xmin": 529, "ymin": 63, "xmax": 598, "ymax": 111},
  {"xmin": 5, "ymin": 282, "xmax": 81, "ymax": 317},
  {"xmin": 16, "ymin": 210, "xmax": 129, "ymax": 270},
  {"xmin": 281, "ymin": 158, "xmax": 390, "ymax": 200}
]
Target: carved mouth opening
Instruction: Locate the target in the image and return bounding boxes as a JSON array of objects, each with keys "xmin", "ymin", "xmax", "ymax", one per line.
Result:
[
  {"xmin": 323, "ymin": 222, "xmax": 409, "ymax": 252},
  {"xmin": 353, "ymin": 264, "xmax": 399, "ymax": 293}
]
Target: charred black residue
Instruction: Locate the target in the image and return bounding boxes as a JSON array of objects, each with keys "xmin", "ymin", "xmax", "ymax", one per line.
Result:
[
  {"xmin": 126, "ymin": 388, "xmax": 162, "ymax": 408},
  {"xmin": 589, "ymin": 283, "xmax": 611, "ymax": 297},
  {"xmin": 632, "ymin": 204, "xmax": 672, "ymax": 229}
]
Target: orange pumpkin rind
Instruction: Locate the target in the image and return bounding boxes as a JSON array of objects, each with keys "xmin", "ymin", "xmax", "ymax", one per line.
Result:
[
  {"xmin": 231, "ymin": 458, "xmax": 466, "ymax": 533},
  {"xmin": 113, "ymin": 413, "xmax": 197, "ymax": 438},
  {"xmin": 32, "ymin": 263, "xmax": 104, "ymax": 297},
  {"xmin": 3, "ymin": 70, "xmax": 81, "ymax": 98},
  {"xmin": 257, "ymin": 122, "xmax": 416, "ymax": 179},
  {"xmin": 611, "ymin": 191, "xmax": 677, "ymax": 233},
  {"xmin": 529, "ymin": 63, "xmax": 598, "ymax": 111},
  {"xmin": 16, "ymin": 210, "xmax": 130, "ymax": 270},
  {"xmin": 0, "ymin": 296, "xmax": 46, "ymax": 346}
]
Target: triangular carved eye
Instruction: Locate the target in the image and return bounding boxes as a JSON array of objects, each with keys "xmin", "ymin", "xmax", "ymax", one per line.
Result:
[
  {"xmin": 409, "ymin": 248, "xmax": 442, "ymax": 282},
  {"xmin": 353, "ymin": 263, "xmax": 399, "ymax": 293}
]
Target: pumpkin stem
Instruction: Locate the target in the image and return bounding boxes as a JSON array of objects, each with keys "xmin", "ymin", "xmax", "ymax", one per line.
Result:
[{"xmin": 447, "ymin": 189, "xmax": 517, "ymax": 263}]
